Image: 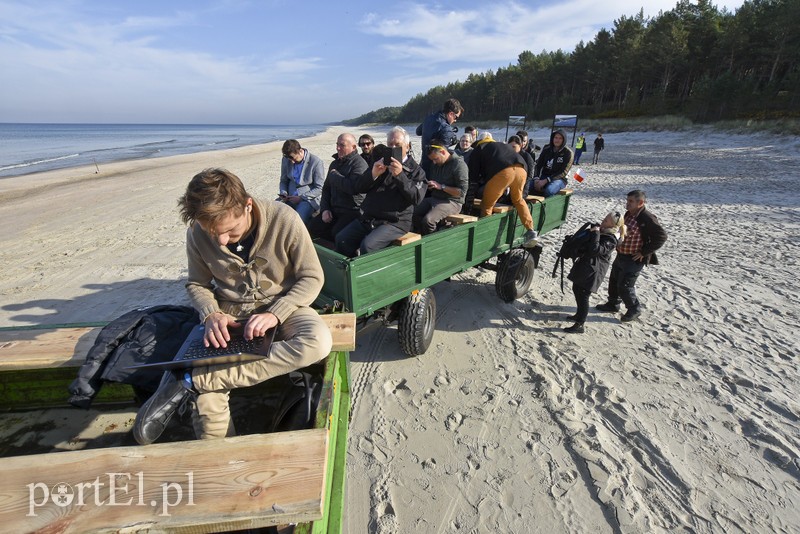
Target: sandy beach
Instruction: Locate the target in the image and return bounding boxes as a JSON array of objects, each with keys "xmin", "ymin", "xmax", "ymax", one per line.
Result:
[{"xmin": 1, "ymin": 126, "xmax": 799, "ymax": 533}]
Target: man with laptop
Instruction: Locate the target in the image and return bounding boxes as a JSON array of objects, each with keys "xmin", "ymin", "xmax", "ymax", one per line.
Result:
[{"xmin": 132, "ymin": 168, "xmax": 332, "ymax": 444}]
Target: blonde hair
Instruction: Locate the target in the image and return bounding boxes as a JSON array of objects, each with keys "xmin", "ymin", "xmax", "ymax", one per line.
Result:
[{"xmin": 610, "ymin": 211, "xmax": 626, "ymax": 241}]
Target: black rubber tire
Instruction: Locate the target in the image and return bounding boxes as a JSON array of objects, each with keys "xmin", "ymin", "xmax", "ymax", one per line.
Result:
[
  {"xmin": 495, "ymin": 249, "xmax": 536, "ymax": 302},
  {"xmin": 398, "ymin": 288, "xmax": 437, "ymax": 357}
]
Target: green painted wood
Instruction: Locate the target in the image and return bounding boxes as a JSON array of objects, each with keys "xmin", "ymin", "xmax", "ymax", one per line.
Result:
[{"xmin": 313, "ymin": 195, "xmax": 571, "ymax": 317}]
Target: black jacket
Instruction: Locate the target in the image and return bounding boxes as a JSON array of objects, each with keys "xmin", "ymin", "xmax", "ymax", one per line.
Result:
[
  {"xmin": 568, "ymin": 232, "xmax": 618, "ymax": 292},
  {"xmin": 467, "ymin": 140, "xmax": 527, "ymax": 203},
  {"xmin": 535, "ymin": 129, "xmax": 574, "ymax": 182},
  {"xmin": 67, "ymin": 305, "xmax": 199, "ymax": 408},
  {"xmin": 355, "ymin": 156, "xmax": 427, "ymax": 231},
  {"xmin": 321, "ymin": 150, "xmax": 370, "ymax": 215},
  {"xmin": 634, "ymin": 207, "xmax": 667, "ymax": 265}
]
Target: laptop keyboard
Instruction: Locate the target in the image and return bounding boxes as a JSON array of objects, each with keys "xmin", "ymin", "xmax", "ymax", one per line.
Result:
[{"xmin": 181, "ymin": 336, "xmax": 264, "ymax": 360}]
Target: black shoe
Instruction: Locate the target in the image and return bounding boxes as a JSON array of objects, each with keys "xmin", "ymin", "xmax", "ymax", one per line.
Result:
[
  {"xmin": 596, "ymin": 302, "xmax": 620, "ymax": 313},
  {"xmin": 563, "ymin": 323, "xmax": 585, "ymax": 334},
  {"xmin": 132, "ymin": 371, "xmax": 193, "ymax": 445},
  {"xmin": 621, "ymin": 309, "xmax": 641, "ymax": 322},
  {"xmin": 565, "ymin": 314, "xmax": 578, "ymax": 321}
]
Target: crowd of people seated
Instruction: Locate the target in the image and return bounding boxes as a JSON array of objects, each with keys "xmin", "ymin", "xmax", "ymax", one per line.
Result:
[{"xmin": 277, "ymin": 98, "xmax": 573, "ymax": 257}]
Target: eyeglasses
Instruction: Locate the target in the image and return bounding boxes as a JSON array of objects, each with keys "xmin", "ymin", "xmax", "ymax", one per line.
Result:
[{"xmin": 359, "ymin": 142, "xmax": 373, "ymax": 147}]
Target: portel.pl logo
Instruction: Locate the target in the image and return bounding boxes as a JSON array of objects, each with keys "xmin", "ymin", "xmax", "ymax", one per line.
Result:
[{"xmin": 27, "ymin": 472, "xmax": 195, "ymax": 517}]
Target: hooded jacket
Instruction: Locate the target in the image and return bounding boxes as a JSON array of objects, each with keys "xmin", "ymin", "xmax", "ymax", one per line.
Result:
[{"xmin": 535, "ymin": 129, "xmax": 574, "ymax": 182}]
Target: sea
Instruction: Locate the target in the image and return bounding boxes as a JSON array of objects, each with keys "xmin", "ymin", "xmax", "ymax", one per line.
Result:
[{"xmin": 0, "ymin": 123, "xmax": 329, "ymax": 179}]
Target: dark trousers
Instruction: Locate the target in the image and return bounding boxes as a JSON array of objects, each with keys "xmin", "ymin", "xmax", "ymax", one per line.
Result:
[
  {"xmin": 572, "ymin": 285, "xmax": 592, "ymax": 323},
  {"xmin": 413, "ymin": 197, "xmax": 462, "ymax": 235},
  {"xmin": 307, "ymin": 209, "xmax": 359, "ymax": 242},
  {"xmin": 607, "ymin": 253, "xmax": 644, "ymax": 312},
  {"xmin": 335, "ymin": 219, "xmax": 407, "ymax": 257}
]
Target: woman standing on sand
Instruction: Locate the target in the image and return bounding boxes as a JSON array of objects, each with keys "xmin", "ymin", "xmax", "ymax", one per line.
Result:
[{"xmin": 564, "ymin": 212, "xmax": 626, "ymax": 334}]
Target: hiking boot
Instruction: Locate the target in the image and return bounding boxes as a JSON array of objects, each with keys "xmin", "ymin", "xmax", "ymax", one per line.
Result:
[
  {"xmin": 522, "ymin": 229, "xmax": 539, "ymax": 248},
  {"xmin": 596, "ymin": 302, "xmax": 620, "ymax": 313},
  {"xmin": 621, "ymin": 309, "xmax": 641, "ymax": 323},
  {"xmin": 564, "ymin": 323, "xmax": 585, "ymax": 334},
  {"xmin": 132, "ymin": 371, "xmax": 194, "ymax": 445}
]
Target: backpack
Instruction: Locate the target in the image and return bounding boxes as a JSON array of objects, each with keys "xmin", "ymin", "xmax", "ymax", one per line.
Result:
[
  {"xmin": 551, "ymin": 222, "xmax": 594, "ymax": 292},
  {"xmin": 270, "ymin": 370, "xmax": 324, "ymax": 432}
]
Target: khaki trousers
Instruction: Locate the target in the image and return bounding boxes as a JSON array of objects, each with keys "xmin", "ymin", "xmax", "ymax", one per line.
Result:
[
  {"xmin": 190, "ymin": 306, "xmax": 332, "ymax": 439},
  {"xmin": 479, "ymin": 165, "xmax": 533, "ymax": 230}
]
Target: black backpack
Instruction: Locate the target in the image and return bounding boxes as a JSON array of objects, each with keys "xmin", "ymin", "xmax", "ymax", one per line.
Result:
[
  {"xmin": 552, "ymin": 222, "xmax": 594, "ymax": 292},
  {"xmin": 270, "ymin": 370, "xmax": 324, "ymax": 432}
]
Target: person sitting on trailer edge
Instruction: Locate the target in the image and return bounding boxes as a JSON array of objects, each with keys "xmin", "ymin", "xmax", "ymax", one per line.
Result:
[
  {"xmin": 335, "ymin": 126, "xmax": 427, "ymax": 256},
  {"xmin": 132, "ymin": 168, "xmax": 332, "ymax": 444},
  {"xmin": 532, "ymin": 129, "xmax": 573, "ymax": 197},
  {"xmin": 413, "ymin": 138, "xmax": 468, "ymax": 235}
]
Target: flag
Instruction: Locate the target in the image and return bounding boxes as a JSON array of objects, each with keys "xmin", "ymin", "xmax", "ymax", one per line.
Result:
[{"xmin": 573, "ymin": 167, "xmax": 585, "ymax": 182}]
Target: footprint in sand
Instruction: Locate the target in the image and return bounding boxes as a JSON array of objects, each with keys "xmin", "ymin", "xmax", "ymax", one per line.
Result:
[{"xmin": 445, "ymin": 411, "xmax": 464, "ymax": 431}]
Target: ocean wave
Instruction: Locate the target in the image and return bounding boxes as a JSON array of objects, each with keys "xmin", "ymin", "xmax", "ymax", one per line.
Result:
[{"xmin": 0, "ymin": 153, "xmax": 80, "ymax": 172}]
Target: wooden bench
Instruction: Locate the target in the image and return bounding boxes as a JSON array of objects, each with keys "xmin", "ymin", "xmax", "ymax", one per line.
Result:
[
  {"xmin": 0, "ymin": 313, "xmax": 357, "ymax": 532},
  {"xmin": 445, "ymin": 213, "xmax": 478, "ymax": 225},
  {"xmin": 0, "ymin": 314, "xmax": 355, "ymax": 372},
  {"xmin": 392, "ymin": 232, "xmax": 421, "ymax": 246},
  {"xmin": 471, "ymin": 199, "xmax": 513, "ymax": 213},
  {"xmin": 525, "ymin": 195, "xmax": 545, "ymax": 202}
]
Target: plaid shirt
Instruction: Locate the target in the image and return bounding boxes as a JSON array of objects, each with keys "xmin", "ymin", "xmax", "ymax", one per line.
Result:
[{"xmin": 617, "ymin": 210, "xmax": 643, "ymax": 255}]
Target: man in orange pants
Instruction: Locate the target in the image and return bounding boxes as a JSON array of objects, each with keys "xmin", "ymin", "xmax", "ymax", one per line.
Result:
[{"xmin": 466, "ymin": 132, "xmax": 538, "ymax": 247}]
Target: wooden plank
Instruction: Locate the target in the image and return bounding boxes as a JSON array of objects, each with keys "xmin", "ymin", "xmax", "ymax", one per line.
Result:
[
  {"xmin": 0, "ymin": 428, "xmax": 329, "ymax": 532},
  {"xmin": 392, "ymin": 232, "xmax": 421, "ymax": 246},
  {"xmin": 445, "ymin": 214, "xmax": 477, "ymax": 225},
  {"xmin": 471, "ymin": 199, "xmax": 513, "ymax": 213},
  {"xmin": 0, "ymin": 313, "xmax": 356, "ymax": 371},
  {"xmin": 558, "ymin": 188, "xmax": 573, "ymax": 195},
  {"xmin": 525, "ymin": 195, "xmax": 545, "ymax": 202}
]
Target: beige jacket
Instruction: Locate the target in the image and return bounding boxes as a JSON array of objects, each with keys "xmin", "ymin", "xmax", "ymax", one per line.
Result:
[{"xmin": 185, "ymin": 199, "xmax": 324, "ymax": 323}]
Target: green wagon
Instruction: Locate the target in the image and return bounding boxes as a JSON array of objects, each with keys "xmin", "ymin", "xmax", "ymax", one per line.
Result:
[{"xmin": 313, "ymin": 192, "xmax": 572, "ymax": 356}]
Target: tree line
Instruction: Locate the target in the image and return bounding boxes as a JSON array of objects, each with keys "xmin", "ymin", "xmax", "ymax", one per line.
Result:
[{"xmin": 344, "ymin": 0, "xmax": 798, "ymax": 126}]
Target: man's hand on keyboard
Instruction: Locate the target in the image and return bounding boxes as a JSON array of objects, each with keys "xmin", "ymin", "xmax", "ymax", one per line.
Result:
[
  {"xmin": 204, "ymin": 312, "xmax": 241, "ymax": 348},
  {"xmin": 244, "ymin": 312, "xmax": 278, "ymax": 340}
]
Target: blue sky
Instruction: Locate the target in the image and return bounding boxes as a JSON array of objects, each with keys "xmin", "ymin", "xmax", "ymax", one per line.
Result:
[{"xmin": 0, "ymin": 0, "xmax": 745, "ymax": 125}]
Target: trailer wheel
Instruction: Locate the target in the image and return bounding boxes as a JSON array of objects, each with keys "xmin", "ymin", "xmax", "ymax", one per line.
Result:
[
  {"xmin": 495, "ymin": 249, "xmax": 535, "ymax": 302},
  {"xmin": 398, "ymin": 288, "xmax": 436, "ymax": 356}
]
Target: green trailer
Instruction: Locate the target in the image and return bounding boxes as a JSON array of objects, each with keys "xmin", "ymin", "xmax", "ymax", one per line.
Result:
[{"xmin": 313, "ymin": 191, "xmax": 572, "ymax": 356}]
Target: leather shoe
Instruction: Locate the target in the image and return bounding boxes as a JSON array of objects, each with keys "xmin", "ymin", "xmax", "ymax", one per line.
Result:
[
  {"xmin": 621, "ymin": 309, "xmax": 641, "ymax": 322},
  {"xmin": 133, "ymin": 371, "xmax": 193, "ymax": 445},
  {"xmin": 596, "ymin": 302, "xmax": 620, "ymax": 313},
  {"xmin": 563, "ymin": 322, "xmax": 585, "ymax": 334}
]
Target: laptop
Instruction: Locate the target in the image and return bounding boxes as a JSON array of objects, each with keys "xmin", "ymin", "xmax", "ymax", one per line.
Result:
[{"xmin": 127, "ymin": 324, "xmax": 277, "ymax": 371}]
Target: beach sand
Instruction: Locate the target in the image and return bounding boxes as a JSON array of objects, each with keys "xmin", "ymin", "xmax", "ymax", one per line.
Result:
[{"xmin": 1, "ymin": 126, "xmax": 798, "ymax": 533}]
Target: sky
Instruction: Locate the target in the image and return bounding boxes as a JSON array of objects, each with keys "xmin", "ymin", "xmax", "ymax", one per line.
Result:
[{"xmin": 0, "ymin": 0, "xmax": 746, "ymax": 125}]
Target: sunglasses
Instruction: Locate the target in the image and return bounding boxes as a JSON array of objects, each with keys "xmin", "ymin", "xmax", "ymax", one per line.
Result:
[{"xmin": 359, "ymin": 142, "xmax": 373, "ymax": 147}]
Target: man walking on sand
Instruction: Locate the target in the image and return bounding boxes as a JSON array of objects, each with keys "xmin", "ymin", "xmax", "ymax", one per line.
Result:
[{"xmin": 596, "ymin": 190, "xmax": 667, "ymax": 322}]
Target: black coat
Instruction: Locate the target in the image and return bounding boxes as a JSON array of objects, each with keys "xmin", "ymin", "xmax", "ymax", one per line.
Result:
[
  {"xmin": 354, "ymin": 156, "xmax": 427, "ymax": 230},
  {"xmin": 634, "ymin": 207, "xmax": 667, "ymax": 265},
  {"xmin": 568, "ymin": 232, "xmax": 618, "ymax": 292},
  {"xmin": 68, "ymin": 305, "xmax": 199, "ymax": 408}
]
